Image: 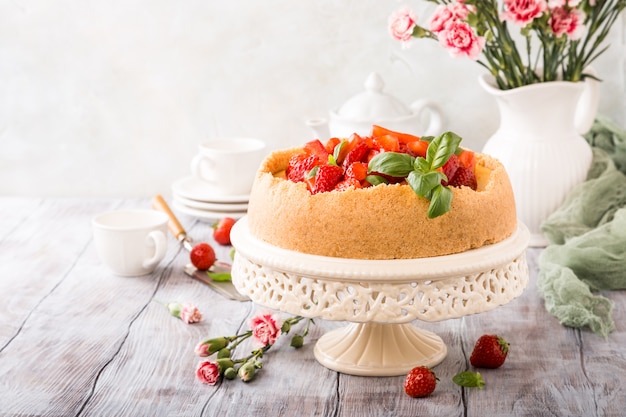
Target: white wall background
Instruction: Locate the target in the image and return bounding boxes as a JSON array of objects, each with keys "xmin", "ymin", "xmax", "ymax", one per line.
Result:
[{"xmin": 1, "ymin": 1, "xmax": 625, "ymax": 197}]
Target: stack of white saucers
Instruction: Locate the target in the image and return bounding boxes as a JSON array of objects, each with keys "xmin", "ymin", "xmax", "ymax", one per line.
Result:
[{"xmin": 171, "ymin": 176, "xmax": 249, "ymax": 222}]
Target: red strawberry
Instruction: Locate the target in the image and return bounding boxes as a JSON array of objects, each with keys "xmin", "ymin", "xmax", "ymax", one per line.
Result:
[
  {"xmin": 342, "ymin": 141, "xmax": 369, "ymax": 168},
  {"xmin": 304, "ymin": 139, "xmax": 329, "ymax": 161},
  {"xmin": 190, "ymin": 243, "xmax": 216, "ymax": 271},
  {"xmin": 406, "ymin": 140, "xmax": 429, "ymax": 158},
  {"xmin": 458, "ymin": 149, "xmax": 476, "ymax": 169},
  {"xmin": 441, "ymin": 153, "xmax": 460, "ymax": 186},
  {"xmin": 213, "ymin": 217, "xmax": 236, "ymax": 246},
  {"xmin": 312, "ymin": 164, "xmax": 343, "ymax": 194},
  {"xmin": 404, "ymin": 366, "xmax": 438, "ymax": 398},
  {"xmin": 335, "ymin": 178, "xmax": 361, "ymax": 191},
  {"xmin": 448, "ymin": 166, "xmax": 477, "ymax": 190},
  {"xmin": 287, "ymin": 154, "xmax": 320, "ymax": 183},
  {"xmin": 373, "ymin": 134, "xmax": 400, "ymax": 152},
  {"xmin": 325, "ymin": 137, "xmax": 341, "ymax": 154},
  {"xmin": 470, "ymin": 334, "xmax": 509, "ymax": 368},
  {"xmin": 345, "ymin": 162, "xmax": 368, "ymax": 181}
]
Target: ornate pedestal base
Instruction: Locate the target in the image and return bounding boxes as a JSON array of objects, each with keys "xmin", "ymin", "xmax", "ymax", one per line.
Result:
[
  {"xmin": 314, "ymin": 322, "xmax": 446, "ymax": 376},
  {"xmin": 230, "ymin": 217, "xmax": 530, "ymax": 376}
]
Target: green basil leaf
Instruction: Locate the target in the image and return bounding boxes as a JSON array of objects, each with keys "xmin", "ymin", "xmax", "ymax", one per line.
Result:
[
  {"xmin": 420, "ymin": 136, "xmax": 435, "ymax": 143},
  {"xmin": 367, "ymin": 152, "xmax": 415, "ymax": 177},
  {"xmin": 365, "ymin": 175, "xmax": 389, "ymax": 186},
  {"xmin": 407, "ymin": 170, "xmax": 445, "ymax": 197},
  {"xmin": 452, "ymin": 371, "xmax": 485, "ymax": 389},
  {"xmin": 333, "ymin": 141, "xmax": 346, "ymax": 164},
  {"xmin": 427, "ymin": 184, "xmax": 453, "ymax": 219},
  {"xmin": 427, "ymin": 132, "xmax": 462, "ymax": 170},
  {"xmin": 207, "ymin": 272, "xmax": 232, "ymax": 282},
  {"xmin": 413, "ymin": 157, "xmax": 431, "ymax": 173},
  {"xmin": 305, "ymin": 166, "xmax": 319, "ymax": 180}
]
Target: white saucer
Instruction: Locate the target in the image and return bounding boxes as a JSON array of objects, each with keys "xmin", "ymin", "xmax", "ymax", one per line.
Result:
[
  {"xmin": 173, "ymin": 193, "xmax": 248, "ymax": 212},
  {"xmin": 171, "ymin": 176, "xmax": 250, "ymax": 203},
  {"xmin": 173, "ymin": 199, "xmax": 247, "ymax": 222}
]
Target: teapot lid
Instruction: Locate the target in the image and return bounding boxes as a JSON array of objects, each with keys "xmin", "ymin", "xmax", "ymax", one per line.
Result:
[{"xmin": 336, "ymin": 72, "xmax": 411, "ymax": 120}]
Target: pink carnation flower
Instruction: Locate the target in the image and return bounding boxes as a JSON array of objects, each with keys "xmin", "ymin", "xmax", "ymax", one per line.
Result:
[
  {"xmin": 196, "ymin": 361, "xmax": 220, "ymax": 385},
  {"xmin": 250, "ymin": 312, "xmax": 282, "ymax": 346},
  {"xmin": 550, "ymin": 7, "xmax": 586, "ymax": 39},
  {"xmin": 438, "ymin": 20, "xmax": 485, "ymax": 61},
  {"xmin": 501, "ymin": 0, "xmax": 548, "ymax": 26},
  {"xmin": 388, "ymin": 7, "xmax": 418, "ymax": 48},
  {"xmin": 180, "ymin": 302, "xmax": 203, "ymax": 324},
  {"xmin": 430, "ymin": 3, "xmax": 472, "ymax": 33}
]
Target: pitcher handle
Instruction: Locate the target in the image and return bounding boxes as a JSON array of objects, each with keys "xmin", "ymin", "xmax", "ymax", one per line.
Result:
[
  {"xmin": 410, "ymin": 99, "xmax": 444, "ymax": 136},
  {"xmin": 575, "ymin": 67, "xmax": 600, "ymax": 135}
]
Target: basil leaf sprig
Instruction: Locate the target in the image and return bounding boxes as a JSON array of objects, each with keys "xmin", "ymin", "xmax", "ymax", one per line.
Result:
[{"xmin": 367, "ymin": 132, "xmax": 463, "ymax": 219}]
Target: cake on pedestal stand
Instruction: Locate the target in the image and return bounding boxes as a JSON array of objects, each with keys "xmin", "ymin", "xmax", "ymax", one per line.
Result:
[{"xmin": 230, "ymin": 217, "xmax": 529, "ymax": 377}]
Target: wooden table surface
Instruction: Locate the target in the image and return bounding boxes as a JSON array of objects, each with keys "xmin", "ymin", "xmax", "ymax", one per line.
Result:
[{"xmin": 1, "ymin": 197, "xmax": 624, "ymax": 417}]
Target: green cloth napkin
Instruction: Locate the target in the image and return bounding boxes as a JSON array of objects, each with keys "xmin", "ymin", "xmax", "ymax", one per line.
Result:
[{"xmin": 538, "ymin": 115, "xmax": 626, "ymax": 338}]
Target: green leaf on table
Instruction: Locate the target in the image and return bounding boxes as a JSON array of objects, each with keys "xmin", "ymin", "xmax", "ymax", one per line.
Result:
[
  {"xmin": 452, "ymin": 371, "xmax": 485, "ymax": 389},
  {"xmin": 207, "ymin": 271, "xmax": 232, "ymax": 282}
]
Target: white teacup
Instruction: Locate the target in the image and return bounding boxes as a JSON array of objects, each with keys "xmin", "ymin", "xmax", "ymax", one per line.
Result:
[
  {"xmin": 92, "ymin": 210, "xmax": 168, "ymax": 277},
  {"xmin": 190, "ymin": 138, "xmax": 266, "ymax": 196}
]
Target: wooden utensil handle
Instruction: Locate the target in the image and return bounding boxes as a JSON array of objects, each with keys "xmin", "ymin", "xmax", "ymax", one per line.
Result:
[{"xmin": 151, "ymin": 194, "xmax": 186, "ymax": 240}]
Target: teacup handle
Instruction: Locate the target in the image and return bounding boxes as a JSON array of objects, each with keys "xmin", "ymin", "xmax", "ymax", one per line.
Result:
[
  {"xmin": 575, "ymin": 68, "xmax": 600, "ymax": 135},
  {"xmin": 410, "ymin": 99, "xmax": 444, "ymax": 136},
  {"xmin": 191, "ymin": 155, "xmax": 216, "ymax": 184},
  {"xmin": 143, "ymin": 230, "xmax": 167, "ymax": 270}
]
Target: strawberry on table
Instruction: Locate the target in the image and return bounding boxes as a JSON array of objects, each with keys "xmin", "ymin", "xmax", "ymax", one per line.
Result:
[
  {"xmin": 470, "ymin": 334, "xmax": 509, "ymax": 368},
  {"xmin": 404, "ymin": 366, "xmax": 438, "ymax": 398},
  {"xmin": 190, "ymin": 243, "xmax": 216, "ymax": 271},
  {"xmin": 213, "ymin": 217, "xmax": 236, "ymax": 246}
]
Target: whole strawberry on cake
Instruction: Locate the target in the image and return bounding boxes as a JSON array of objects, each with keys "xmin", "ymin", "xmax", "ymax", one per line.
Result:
[{"xmin": 246, "ymin": 125, "xmax": 517, "ymax": 260}]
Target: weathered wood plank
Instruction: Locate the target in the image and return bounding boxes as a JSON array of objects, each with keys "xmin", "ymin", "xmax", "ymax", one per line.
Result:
[{"xmin": 1, "ymin": 198, "xmax": 625, "ymax": 417}]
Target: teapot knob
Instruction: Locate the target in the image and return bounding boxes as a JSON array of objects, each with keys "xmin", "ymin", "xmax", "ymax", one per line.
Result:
[{"xmin": 364, "ymin": 72, "xmax": 384, "ymax": 93}]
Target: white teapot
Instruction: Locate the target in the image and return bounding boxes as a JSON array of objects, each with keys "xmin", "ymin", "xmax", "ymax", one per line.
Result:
[{"xmin": 306, "ymin": 72, "xmax": 444, "ymax": 139}]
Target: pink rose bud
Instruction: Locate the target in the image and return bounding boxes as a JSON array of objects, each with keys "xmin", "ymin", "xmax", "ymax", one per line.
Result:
[
  {"xmin": 195, "ymin": 337, "xmax": 229, "ymax": 357},
  {"xmin": 196, "ymin": 361, "xmax": 220, "ymax": 385},
  {"xmin": 238, "ymin": 361, "xmax": 257, "ymax": 382}
]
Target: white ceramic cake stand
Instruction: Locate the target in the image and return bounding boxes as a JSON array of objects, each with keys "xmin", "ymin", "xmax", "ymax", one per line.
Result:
[{"xmin": 230, "ymin": 216, "xmax": 530, "ymax": 377}]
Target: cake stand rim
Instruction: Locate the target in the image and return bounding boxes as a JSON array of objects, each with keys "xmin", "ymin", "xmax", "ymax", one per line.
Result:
[{"xmin": 231, "ymin": 216, "xmax": 529, "ymax": 282}]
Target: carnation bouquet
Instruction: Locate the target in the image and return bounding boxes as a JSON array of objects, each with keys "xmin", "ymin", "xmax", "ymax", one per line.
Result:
[{"xmin": 388, "ymin": 0, "xmax": 626, "ymax": 89}]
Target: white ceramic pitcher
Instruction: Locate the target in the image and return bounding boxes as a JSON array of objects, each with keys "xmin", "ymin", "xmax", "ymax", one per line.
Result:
[{"xmin": 480, "ymin": 70, "xmax": 599, "ymax": 247}]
